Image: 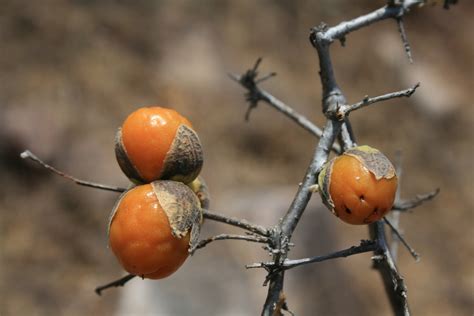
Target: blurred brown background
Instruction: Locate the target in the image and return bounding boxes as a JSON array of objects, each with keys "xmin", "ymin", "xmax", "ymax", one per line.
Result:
[{"xmin": 1, "ymin": 1, "xmax": 472, "ymax": 315}]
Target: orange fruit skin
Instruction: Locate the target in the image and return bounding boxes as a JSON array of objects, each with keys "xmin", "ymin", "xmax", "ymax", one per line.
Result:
[
  {"xmin": 329, "ymin": 155, "xmax": 397, "ymax": 225},
  {"xmin": 109, "ymin": 184, "xmax": 190, "ymax": 279},
  {"xmin": 121, "ymin": 106, "xmax": 193, "ymax": 183}
]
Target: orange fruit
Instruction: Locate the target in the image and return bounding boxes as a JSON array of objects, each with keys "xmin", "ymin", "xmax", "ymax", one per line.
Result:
[
  {"xmin": 115, "ymin": 106, "xmax": 203, "ymax": 184},
  {"xmin": 318, "ymin": 145, "xmax": 397, "ymax": 225},
  {"xmin": 108, "ymin": 181, "xmax": 201, "ymax": 279}
]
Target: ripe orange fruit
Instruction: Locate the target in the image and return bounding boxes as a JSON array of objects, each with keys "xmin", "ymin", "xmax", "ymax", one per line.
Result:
[
  {"xmin": 108, "ymin": 181, "xmax": 202, "ymax": 279},
  {"xmin": 318, "ymin": 145, "xmax": 397, "ymax": 225},
  {"xmin": 115, "ymin": 106, "xmax": 203, "ymax": 184}
]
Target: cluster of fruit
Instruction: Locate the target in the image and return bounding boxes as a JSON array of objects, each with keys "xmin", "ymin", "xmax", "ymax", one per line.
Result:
[
  {"xmin": 109, "ymin": 106, "xmax": 207, "ymax": 280},
  {"xmin": 107, "ymin": 106, "xmax": 398, "ymax": 280}
]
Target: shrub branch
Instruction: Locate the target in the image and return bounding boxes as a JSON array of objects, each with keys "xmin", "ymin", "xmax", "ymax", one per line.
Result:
[{"xmin": 20, "ymin": 1, "xmax": 455, "ymax": 313}]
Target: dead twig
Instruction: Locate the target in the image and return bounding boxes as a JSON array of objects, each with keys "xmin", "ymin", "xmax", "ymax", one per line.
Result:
[
  {"xmin": 247, "ymin": 240, "xmax": 377, "ymax": 270},
  {"xmin": 384, "ymin": 217, "xmax": 420, "ymax": 261},
  {"xmin": 95, "ymin": 274, "xmax": 136, "ymax": 296},
  {"xmin": 202, "ymin": 209, "xmax": 270, "ymax": 237},
  {"xmin": 196, "ymin": 233, "xmax": 269, "ymax": 250},
  {"xmin": 393, "ymin": 189, "xmax": 440, "ymax": 211},
  {"xmin": 20, "ymin": 150, "xmax": 127, "ymax": 193},
  {"xmin": 335, "ymin": 83, "xmax": 420, "ymax": 119}
]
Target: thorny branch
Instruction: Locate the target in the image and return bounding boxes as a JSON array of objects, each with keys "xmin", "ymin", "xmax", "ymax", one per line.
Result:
[
  {"xmin": 253, "ymin": 1, "xmax": 451, "ymax": 315},
  {"xmin": 229, "ymin": 62, "xmax": 342, "ymax": 154},
  {"xmin": 20, "ymin": 1, "xmax": 455, "ymax": 314}
]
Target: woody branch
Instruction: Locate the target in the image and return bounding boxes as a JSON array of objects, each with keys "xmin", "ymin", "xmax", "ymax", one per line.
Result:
[{"xmin": 256, "ymin": 1, "xmax": 438, "ymax": 315}]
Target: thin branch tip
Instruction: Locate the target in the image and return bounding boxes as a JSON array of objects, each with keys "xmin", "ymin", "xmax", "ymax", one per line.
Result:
[
  {"xmin": 95, "ymin": 274, "xmax": 136, "ymax": 296},
  {"xmin": 384, "ymin": 217, "xmax": 420, "ymax": 261},
  {"xmin": 393, "ymin": 188, "xmax": 440, "ymax": 211},
  {"xmin": 202, "ymin": 209, "xmax": 269, "ymax": 237},
  {"xmin": 20, "ymin": 150, "xmax": 31, "ymax": 159},
  {"xmin": 253, "ymin": 57, "xmax": 263, "ymax": 71},
  {"xmin": 196, "ymin": 234, "xmax": 268, "ymax": 250},
  {"xmin": 20, "ymin": 149, "xmax": 126, "ymax": 192},
  {"xmin": 396, "ymin": 17, "xmax": 414, "ymax": 63},
  {"xmin": 336, "ymin": 84, "xmax": 422, "ymax": 118},
  {"xmin": 408, "ymin": 82, "xmax": 420, "ymax": 96}
]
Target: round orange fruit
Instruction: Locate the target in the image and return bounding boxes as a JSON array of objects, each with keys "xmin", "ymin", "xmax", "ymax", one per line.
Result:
[{"xmin": 318, "ymin": 145, "xmax": 397, "ymax": 225}]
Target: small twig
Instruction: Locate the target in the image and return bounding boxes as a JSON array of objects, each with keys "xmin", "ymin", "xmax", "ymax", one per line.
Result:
[
  {"xmin": 396, "ymin": 18, "xmax": 413, "ymax": 63},
  {"xmin": 384, "ymin": 217, "xmax": 420, "ymax": 261},
  {"xmin": 392, "ymin": 188, "xmax": 440, "ymax": 211},
  {"xmin": 390, "ymin": 150, "xmax": 403, "ymax": 261},
  {"xmin": 370, "ymin": 221, "xmax": 410, "ymax": 315},
  {"xmin": 256, "ymin": 72, "xmax": 277, "ymax": 83},
  {"xmin": 283, "ymin": 239, "xmax": 377, "ymax": 269},
  {"xmin": 229, "ymin": 63, "xmax": 341, "ymax": 153},
  {"xmin": 247, "ymin": 240, "xmax": 377, "ymax": 270},
  {"xmin": 20, "ymin": 150, "xmax": 127, "ymax": 193},
  {"xmin": 95, "ymin": 274, "xmax": 136, "ymax": 296},
  {"xmin": 313, "ymin": 1, "xmax": 424, "ymax": 44},
  {"xmin": 336, "ymin": 83, "xmax": 420, "ymax": 119},
  {"xmin": 202, "ymin": 209, "xmax": 270, "ymax": 237},
  {"xmin": 195, "ymin": 233, "xmax": 269, "ymax": 250}
]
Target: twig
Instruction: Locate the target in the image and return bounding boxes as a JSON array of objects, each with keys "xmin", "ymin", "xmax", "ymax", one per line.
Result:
[
  {"xmin": 202, "ymin": 209, "xmax": 270, "ymax": 237},
  {"xmin": 390, "ymin": 151, "xmax": 403, "ymax": 261},
  {"xmin": 20, "ymin": 150, "xmax": 127, "ymax": 193},
  {"xmin": 304, "ymin": 2, "xmax": 427, "ymax": 315},
  {"xmin": 260, "ymin": 2, "xmax": 430, "ymax": 313},
  {"xmin": 261, "ymin": 121, "xmax": 342, "ymax": 315},
  {"xmin": 229, "ymin": 65, "xmax": 341, "ymax": 153},
  {"xmin": 384, "ymin": 217, "xmax": 420, "ymax": 261},
  {"xmin": 370, "ymin": 221, "xmax": 410, "ymax": 316},
  {"xmin": 283, "ymin": 239, "xmax": 377, "ymax": 269},
  {"xmin": 335, "ymin": 83, "xmax": 420, "ymax": 119},
  {"xmin": 95, "ymin": 274, "xmax": 136, "ymax": 296},
  {"xmin": 392, "ymin": 188, "xmax": 440, "ymax": 211},
  {"xmin": 247, "ymin": 240, "xmax": 377, "ymax": 270},
  {"xmin": 313, "ymin": 2, "xmax": 424, "ymax": 45},
  {"xmin": 196, "ymin": 234, "xmax": 268, "ymax": 250},
  {"xmin": 338, "ymin": 118, "xmax": 358, "ymax": 151},
  {"xmin": 396, "ymin": 18, "xmax": 413, "ymax": 63},
  {"xmin": 256, "ymin": 72, "xmax": 277, "ymax": 84}
]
